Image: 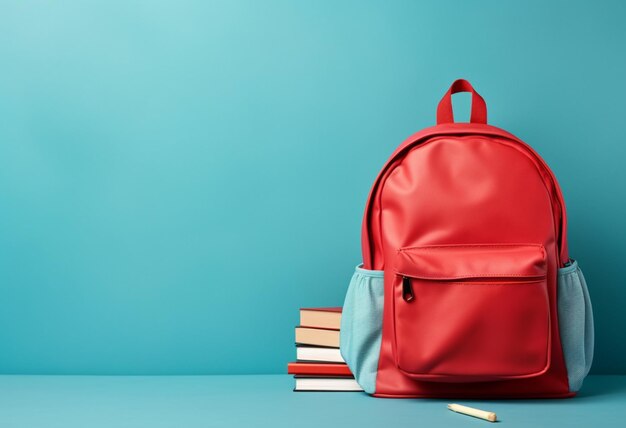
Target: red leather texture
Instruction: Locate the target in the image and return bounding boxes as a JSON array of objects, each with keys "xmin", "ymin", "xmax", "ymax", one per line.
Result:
[
  {"xmin": 361, "ymin": 125, "xmax": 569, "ymax": 270},
  {"xmin": 395, "ymin": 244, "xmax": 547, "ymax": 280},
  {"xmin": 393, "ymin": 245, "xmax": 550, "ymax": 382},
  {"xmin": 361, "ymin": 80, "xmax": 572, "ymax": 398}
]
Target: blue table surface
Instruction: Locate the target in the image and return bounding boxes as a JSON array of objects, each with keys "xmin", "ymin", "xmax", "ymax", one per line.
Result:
[{"xmin": 1, "ymin": 375, "xmax": 624, "ymax": 427}]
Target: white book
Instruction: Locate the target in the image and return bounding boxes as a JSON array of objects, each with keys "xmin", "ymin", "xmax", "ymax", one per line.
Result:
[
  {"xmin": 296, "ymin": 346, "xmax": 345, "ymax": 363},
  {"xmin": 294, "ymin": 377, "xmax": 363, "ymax": 392}
]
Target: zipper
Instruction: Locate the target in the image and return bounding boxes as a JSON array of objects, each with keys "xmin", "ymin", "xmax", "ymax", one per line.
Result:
[
  {"xmin": 402, "ymin": 276, "xmax": 415, "ymax": 302},
  {"xmin": 401, "ymin": 272, "xmax": 543, "ymax": 302}
]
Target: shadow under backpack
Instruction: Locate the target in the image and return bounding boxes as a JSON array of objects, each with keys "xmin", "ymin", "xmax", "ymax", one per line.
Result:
[{"xmin": 340, "ymin": 79, "xmax": 594, "ymax": 398}]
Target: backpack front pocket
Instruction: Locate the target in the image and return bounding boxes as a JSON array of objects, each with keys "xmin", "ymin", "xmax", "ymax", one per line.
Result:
[{"xmin": 393, "ymin": 244, "xmax": 551, "ymax": 382}]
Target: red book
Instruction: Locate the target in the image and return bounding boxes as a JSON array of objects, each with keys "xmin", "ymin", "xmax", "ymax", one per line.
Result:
[{"xmin": 287, "ymin": 362, "xmax": 352, "ymax": 377}]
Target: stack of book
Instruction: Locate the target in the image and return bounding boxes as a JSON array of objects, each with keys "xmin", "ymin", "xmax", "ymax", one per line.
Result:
[{"xmin": 288, "ymin": 307, "xmax": 362, "ymax": 392}]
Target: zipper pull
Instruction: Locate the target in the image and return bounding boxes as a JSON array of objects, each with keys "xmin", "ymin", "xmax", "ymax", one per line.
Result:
[{"xmin": 402, "ymin": 276, "xmax": 415, "ymax": 302}]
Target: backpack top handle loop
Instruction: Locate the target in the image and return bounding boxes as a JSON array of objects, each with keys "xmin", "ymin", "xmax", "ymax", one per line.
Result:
[{"xmin": 436, "ymin": 79, "xmax": 488, "ymax": 125}]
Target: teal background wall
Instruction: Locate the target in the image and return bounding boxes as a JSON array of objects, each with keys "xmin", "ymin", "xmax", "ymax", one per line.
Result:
[{"xmin": 0, "ymin": 0, "xmax": 624, "ymax": 375}]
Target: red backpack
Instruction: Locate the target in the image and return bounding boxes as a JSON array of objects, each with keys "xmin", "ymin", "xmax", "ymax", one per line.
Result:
[{"xmin": 340, "ymin": 79, "xmax": 594, "ymax": 398}]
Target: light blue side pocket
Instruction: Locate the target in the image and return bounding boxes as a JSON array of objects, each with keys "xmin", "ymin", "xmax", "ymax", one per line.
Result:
[
  {"xmin": 557, "ymin": 260, "xmax": 594, "ymax": 392},
  {"xmin": 340, "ymin": 265, "xmax": 384, "ymax": 395}
]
